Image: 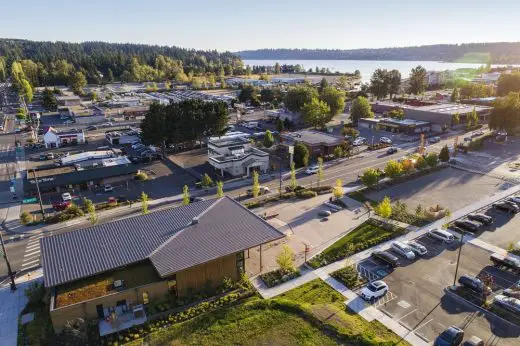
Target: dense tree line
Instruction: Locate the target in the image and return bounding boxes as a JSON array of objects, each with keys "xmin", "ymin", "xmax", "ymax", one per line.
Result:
[
  {"xmin": 236, "ymin": 43, "xmax": 520, "ymax": 64},
  {"xmin": 369, "ymin": 69, "xmax": 401, "ymax": 99},
  {"xmin": 489, "ymin": 92, "xmax": 520, "ymax": 132},
  {"xmin": 0, "ymin": 39, "xmax": 244, "ymax": 86},
  {"xmin": 497, "ymin": 72, "xmax": 520, "ymax": 96},
  {"xmin": 140, "ymin": 100, "xmax": 228, "ymax": 153}
]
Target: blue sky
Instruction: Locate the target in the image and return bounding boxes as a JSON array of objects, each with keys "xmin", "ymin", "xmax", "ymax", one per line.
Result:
[{"xmin": 1, "ymin": 0, "xmax": 519, "ymax": 52}]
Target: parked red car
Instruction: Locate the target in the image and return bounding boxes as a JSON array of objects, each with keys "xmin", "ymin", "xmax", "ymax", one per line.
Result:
[{"xmin": 52, "ymin": 201, "xmax": 71, "ymax": 211}]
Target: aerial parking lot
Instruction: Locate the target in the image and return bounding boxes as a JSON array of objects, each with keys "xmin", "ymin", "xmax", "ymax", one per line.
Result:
[
  {"xmin": 474, "ymin": 202, "xmax": 520, "ymax": 250},
  {"xmin": 366, "ymin": 167, "xmax": 509, "ymax": 212},
  {"xmin": 354, "ymin": 236, "xmax": 520, "ymax": 345}
]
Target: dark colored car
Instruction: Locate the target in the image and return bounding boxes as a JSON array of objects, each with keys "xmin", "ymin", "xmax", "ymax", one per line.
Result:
[
  {"xmin": 467, "ymin": 213, "xmax": 493, "ymax": 225},
  {"xmin": 386, "ymin": 147, "xmax": 398, "ymax": 155},
  {"xmin": 493, "ymin": 201, "xmax": 519, "ymax": 213},
  {"xmin": 454, "ymin": 220, "xmax": 480, "ymax": 233},
  {"xmin": 458, "ymin": 275, "xmax": 491, "ymax": 295},
  {"xmin": 434, "ymin": 326, "xmax": 464, "ymax": 346},
  {"xmin": 52, "ymin": 200, "xmax": 71, "ymax": 211},
  {"xmin": 371, "ymin": 251, "xmax": 400, "ymax": 268}
]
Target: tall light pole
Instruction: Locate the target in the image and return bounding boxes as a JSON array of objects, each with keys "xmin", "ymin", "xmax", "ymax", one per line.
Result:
[
  {"xmin": 452, "ymin": 229, "xmax": 465, "ymax": 288},
  {"xmin": 32, "ymin": 169, "xmax": 46, "ymax": 222},
  {"xmin": 0, "ymin": 231, "xmax": 16, "ymax": 291}
]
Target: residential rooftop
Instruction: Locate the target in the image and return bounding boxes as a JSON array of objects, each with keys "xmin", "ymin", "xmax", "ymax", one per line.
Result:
[{"xmin": 41, "ymin": 196, "xmax": 284, "ymax": 288}]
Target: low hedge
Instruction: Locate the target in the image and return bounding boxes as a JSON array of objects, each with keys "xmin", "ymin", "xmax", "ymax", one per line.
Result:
[
  {"xmin": 331, "ymin": 265, "xmax": 365, "ymax": 289},
  {"xmin": 44, "ymin": 205, "xmax": 84, "ymax": 224},
  {"xmin": 368, "ymin": 143, "xmax": 390, "ymax": 151},
  {"xmin": 296, "ymin": 190, "xmax": 317, "ymax": 199},
  {"xmin": 261, "ymin": 268, "xmax": 301, "ymax": 288}
]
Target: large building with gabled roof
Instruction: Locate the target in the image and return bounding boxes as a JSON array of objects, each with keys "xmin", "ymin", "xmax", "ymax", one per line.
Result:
[{"xmin": 41, "ymin": 196, "xmax": 284, "ymax": 334}]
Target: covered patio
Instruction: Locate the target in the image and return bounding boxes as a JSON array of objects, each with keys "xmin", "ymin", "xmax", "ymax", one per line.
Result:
[{"xmin": 98, "ymin": 304, "xmax": 147, "ymax": 336}]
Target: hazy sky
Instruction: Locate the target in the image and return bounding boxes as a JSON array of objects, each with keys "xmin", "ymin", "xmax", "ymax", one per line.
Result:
[{"xmin": 2, "ymin": 0, "xmax": 519, "ymax": 52}]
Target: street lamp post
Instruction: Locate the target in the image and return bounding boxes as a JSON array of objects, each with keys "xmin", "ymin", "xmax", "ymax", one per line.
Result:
[
  {"xmin": 32, "ymin": 169, "xmax": 46, "ymax": 222},
  {"xmin": 452, "ymin": 230, "xmax": 465, "ymax": 288},
  {"xmin": 0, "ymin": 231, "xmax": 16, "ymax": 291}
]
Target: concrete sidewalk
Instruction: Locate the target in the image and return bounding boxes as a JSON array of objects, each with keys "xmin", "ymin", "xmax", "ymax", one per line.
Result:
[{"xmin": 0, "ymin": 268, "xmax": 43, "ymax": 346}]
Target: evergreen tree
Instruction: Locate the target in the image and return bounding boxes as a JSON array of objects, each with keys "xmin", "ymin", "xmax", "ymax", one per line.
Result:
[
  {"xmin": 439, "ymin": 145, "xmax": 450, "ymax": 162},
  {"xmin": 182, "ymin": 185, "xmax": 190, "ymax": 205},
  {"xmin": 263, "ymin": 130, "xmax": 274, "ymax": 148}
]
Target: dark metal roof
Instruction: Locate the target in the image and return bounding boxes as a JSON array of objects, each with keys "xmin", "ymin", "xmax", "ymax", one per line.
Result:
[
  {"xmin": 41, "ymin": 197, "xmax": 284, "ymax": 287},
  {"xmin": 149, "ymin": 197, "xmax": 285, "ymax": 277}
]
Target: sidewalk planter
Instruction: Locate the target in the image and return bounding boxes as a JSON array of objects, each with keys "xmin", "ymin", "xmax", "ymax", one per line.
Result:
[
  {"xmin": 260, "ymin": 269, "xmax": 301, "ymax": 288},
  {"xmin": 331, "ymin": 266, "xmax": 366, "ymax": 290},
  {"xmin": 307, "ymin": 218, "xmax": 407, "ymax": 269}
]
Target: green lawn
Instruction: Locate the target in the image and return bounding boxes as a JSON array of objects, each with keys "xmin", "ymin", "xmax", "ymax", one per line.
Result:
[
  {"xmin": 137, "ymin": 280, "xmax": 407, "ymax": 346},
  {"xmin": 324, "ymin": 221, "xmax": 395, "ymax": 256},
  {"xmin": 279, "ymin": 280, "xmax": 407, "ymax": 345}
]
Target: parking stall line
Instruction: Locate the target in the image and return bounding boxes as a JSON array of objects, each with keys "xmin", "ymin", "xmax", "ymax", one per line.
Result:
[{"xmin": 396, "ymin": 308, "xmax": 418, "ymax": 322}]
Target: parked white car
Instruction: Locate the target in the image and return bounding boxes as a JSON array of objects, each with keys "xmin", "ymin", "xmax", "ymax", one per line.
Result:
[
  {"xmin": 391, "ymin": 241, "xmax": 416, "ymax": 260},
  {"xmin": 428, "ymin": 228, "xmax": 455, "ymax": 243},
  {"xmin": 360, "ymin": 280, "xmax": 388, "ymax": 301},
  {"xmin": 406, "ymin": 241, "xmax": 428, "ymax": 256},
  {"xmin": 103, "ymin": 184, "xmax": 114, "ymax": 193},
  {"xmin": 61, "ymin": 192, "xmax": 72, "ymax": 202},
  {"xmin": 380, "ymin": 137, "xmax": 392, "ymax": 144},
  {"xmin": 306, "ymin": 165, "xmax": 319, "ymax": 175},
  {"xmin": 353, "ymin": 137, "xmax": 367, "ymax": 146}
]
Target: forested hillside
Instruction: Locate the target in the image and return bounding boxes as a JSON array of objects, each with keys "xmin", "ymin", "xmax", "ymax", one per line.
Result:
[
  {"xmin": 0, "ymin": 39, "xmax": 244, "ymax": 86},
  {"xmin": 236, "ymin": 42, "xmax": 520, "ymax": 64}
]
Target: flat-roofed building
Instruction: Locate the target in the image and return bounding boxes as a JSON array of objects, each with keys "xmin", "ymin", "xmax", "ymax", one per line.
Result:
[
  {"xmin": 371, "ymin": 100, "xmax": 492, "ymax": 132},
  {"xmin": 208, "ymin": 136, "xmax": 269, "ymax": 177},
  {"xmin": 43, "ymin": 127, "xmax": 86, "ymax": 148},
  {"xmin": 280, "ymin": 130, "xmax": 344, "ymax": 158}
]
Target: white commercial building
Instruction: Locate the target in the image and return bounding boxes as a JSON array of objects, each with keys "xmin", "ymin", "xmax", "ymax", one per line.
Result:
[
  {"xmin": 43, "ymin": 127, "xmax": 86, "ymax": 148},
  {"xmin": 208, "ymin": 137, "xmax": 269, "ymax": 177}
]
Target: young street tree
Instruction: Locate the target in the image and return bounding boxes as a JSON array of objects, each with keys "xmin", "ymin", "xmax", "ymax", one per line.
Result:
[
  {"xmin": 452, "ymin": 112, "xmax": 460, "ymax": 125},
  {"xmin": 425, "ymin": 153, "xmax": 439, "ymax": 167},
  {"xmin": 182, "ymin": 185, "xmax": 190, "ymax": 205},
  {"xmin": 216, "ymin": 181, "xmax": 224, "ymax": 198},
  {"xmin": 276, "ymin": 245, "xmax": 295, "ymax": 273},
  {"xmin": 317, "ymin": 157, "xmax": 324, "ymax": 186},
  {"xmin": 251, "ymin": 171, "xmax": 260, "ymax": 197},
  {"xmin": 451, "ymin": 88, "xmax": 459, "ymax": 102},
  {"xmin": 333, "ymin": 146, "xmax": 343, "ymax": 159},
  {"xmin": 439, "ymin": 145, "xmax": 450, "ymax": 162},
  {"xmin": 263, "ymin": 130, "xmax": 274, "ymax": 148},
  {"xmin": 361, "ymin": 168, "xmax": 380, "ymax": 188},
  {"xmin": 384, "ymin": 160, "xmax": 403, "ymax": 178},
  {"xmin": 289, "ymin": 162, "xmax": 298, "ymax": 190},
  {"xmin": 301, "ymin": 97, "xmax": 330, "ymax": 129},
  {"xmin": 141, "ymin": 192, "xmax": 149, "ymax": 214},
  {"xmin": 350, "ymin": 96, "xmax": 374, "ymax": 126},
  {"xmin": 408, "ymin": 65, "xmax": 427, "ymax": 95},
  {"xmin": 293, "ymin": 142, "xmax": 309, "ymax": 168},
  {"xmin": 333, "ymin": 179, "xmax": 344, "ymax": 199},
  {"xmin": 83, "ymin": 198, "xmax": 97, "ymax": 225},
  {"xmin": 375, "ymin": 196, "xmax": 392, "ymax": 218}
]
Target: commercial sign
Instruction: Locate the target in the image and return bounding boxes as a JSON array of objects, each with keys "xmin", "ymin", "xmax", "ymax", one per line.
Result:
[{"xmin": 22, "ymin": 197, "xmax": 37, "ymax": 204}]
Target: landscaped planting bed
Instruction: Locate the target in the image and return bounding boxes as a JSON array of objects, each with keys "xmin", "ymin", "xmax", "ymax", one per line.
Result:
[
  {"xmin": 245, "ymin": 185, "xmax": 331, "ymax": 209},
  {"xmin": 260, "ymin": 268, "xmax": 301, "ymax": 288},
  {"xmin": 331, "ymin": 265, "xmax": 366, "ymax": 289},
  {"xmin": 307, "ymin": 219, "xmax": 406, "ymax": 268}
]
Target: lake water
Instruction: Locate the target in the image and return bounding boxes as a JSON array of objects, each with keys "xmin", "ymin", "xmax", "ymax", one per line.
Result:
[{"xmin": 243, "ymin": 59, "xmax": 516, "ymax": 83}]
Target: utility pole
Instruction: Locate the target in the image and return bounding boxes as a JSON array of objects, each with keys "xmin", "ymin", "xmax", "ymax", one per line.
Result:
[
  {"xmin": 279, "ymin": 157, "xmax": 282, "ymax": 199},
  {"xmin": 32, "ymin": 169, "xmax": 46, "ymax": 221},
  {"xmin": 452, "ymin": 230, "xmax": 465, "ymax": 287},
  {"xmin": 0, "ymin": 231, "xmax": 16, "ymax": 291}
]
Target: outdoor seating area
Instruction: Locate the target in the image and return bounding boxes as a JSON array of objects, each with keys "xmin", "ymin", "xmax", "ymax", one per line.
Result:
[{"xmin": 98, "ymin": 304, "xmax": 147, "ymax": 336}]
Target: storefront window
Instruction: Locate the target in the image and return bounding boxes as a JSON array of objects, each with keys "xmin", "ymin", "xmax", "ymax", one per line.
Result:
[{"xmin": 236, "ymin": 252, "xmax": 245, "ymax": 275}]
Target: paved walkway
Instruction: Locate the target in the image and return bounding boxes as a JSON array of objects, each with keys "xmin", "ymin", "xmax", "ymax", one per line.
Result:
[{"xmin": 0, "ymin": 269, "xmax": 43, "ymax": 346}]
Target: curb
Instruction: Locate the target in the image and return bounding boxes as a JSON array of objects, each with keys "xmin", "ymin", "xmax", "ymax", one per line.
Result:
[{"xmin": 443, "ymin": 287, "xmax": 519, "ymax": 328}]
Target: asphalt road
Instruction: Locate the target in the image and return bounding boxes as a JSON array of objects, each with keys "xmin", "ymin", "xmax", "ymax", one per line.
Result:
[{"xmin": 0, "ymin": 130, "xmax": 462, "ymax": 279}]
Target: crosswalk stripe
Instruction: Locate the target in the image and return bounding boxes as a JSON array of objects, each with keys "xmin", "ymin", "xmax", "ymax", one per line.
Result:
[
  {"xmin": 21, "ymin": 258, "xmax": 40, "ymax": 266},
  {"xmin": 23, "ymin": 249, "xmax": 41, "ymax": 257}
]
